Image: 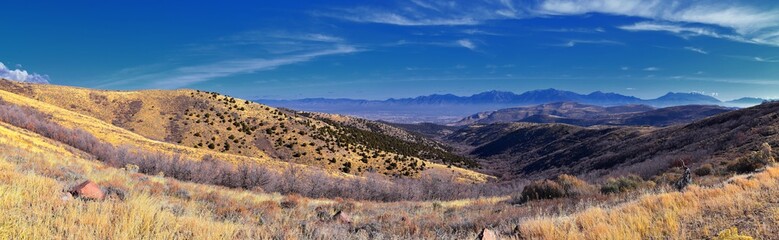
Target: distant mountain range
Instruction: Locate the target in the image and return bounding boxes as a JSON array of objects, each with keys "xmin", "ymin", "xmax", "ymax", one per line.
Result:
[
  {"xmin": 452, "ymin": 102, "xmax": 734, "ymax": 127},
  {"xmin": 257, "ymin": 89, "xmax": 770, "ymax": 123}
]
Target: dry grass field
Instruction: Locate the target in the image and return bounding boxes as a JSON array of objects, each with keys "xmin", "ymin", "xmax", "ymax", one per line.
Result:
[
  {"xmin": 0, "ymin": 109, "xmax": 775, "ymax": 239},
  {"xmin": 0, "ymin": 79, "xmax": 488, "ymax": 182},
  {"xmin": 0, "ymin": 80, "xmax": 775, "ymax": 239}
]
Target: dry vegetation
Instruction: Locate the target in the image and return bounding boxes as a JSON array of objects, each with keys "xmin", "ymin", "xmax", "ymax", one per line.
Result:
[
  {"xmin": 0, "ymin": 79, "xmax": 485, "ymax": 181},
  {"xmin": 0, "ymin": 80, "xmax": 777, "ymax": 239},
  {"xmin": 2, "ymin": 120, "xmax": 777, "ymax": 239}
]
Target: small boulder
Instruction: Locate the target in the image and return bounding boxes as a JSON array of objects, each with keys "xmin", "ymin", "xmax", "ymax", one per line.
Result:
[
  {"xmin": 70, "ymin": 180, "xmax": 104, "ymax": 200},
  {"xmin": 60, "ymin": 192, "xmax": 73, "ymax": 202},
  {"xmin": 332, "ymin": 211, "xmax": 352, "ymax": 224},
  {"xmin": 477, "ymin": 228, "xmax": 498, "ymax": 240}
]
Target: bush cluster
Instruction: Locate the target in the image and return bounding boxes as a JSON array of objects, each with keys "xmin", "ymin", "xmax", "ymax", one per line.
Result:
[
  {"xmin": 0, "ymin": 100, "xmax": 519, "ymax": 202},
  {"xmin": 514, "ymin": 174, "xmax": 595, "ymax": 203}
]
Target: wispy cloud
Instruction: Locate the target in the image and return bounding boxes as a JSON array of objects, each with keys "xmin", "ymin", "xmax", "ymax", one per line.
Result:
[
  {"xmin": 724, "ymin": 55, "xmax": 779, "ymax": 63},
  {"xmin": 617, "ymin": 21, "xmax": 764, "ymax": 45},
  {"xmin": 101, "ymin": 31, "xmax": 363, "ymax": 89},
  {"xmin": 390, "ymin": 39, "xmax": 481, "ymax": 51},
  {"xmin": 315, "ymin": 7, "xmax": 481, "ymax": 26},
  {"xmin": 540, "ymin": 27, "xmax": 606, "ymax": 33},
  {"xmin": 552, "ymin": 39, "xmax": 623, "ymax": 47},
  {"xmin": 319, "ymin": 0, "xmax": 779, "ymax": 46},
  {"xmin": 753, "ymin": 57, "xmax": 779, "ymax": 63},
  {"xmin": 456, "ymin": 39, "xmax": 477, "ymax": 50},
  {"xmin": 150, "ymin": 46, "xmax": 360, "ymax": 88},
  {"xmin": 684, "ymin": 46, "xmax": 708, "ymax": 54},
  {"xmin": 0, "ymin": 62, "xmax": 49, "ymax": 84},
  {"xmin": 539, "ymin": 0, "xmax": 779, "ymax": 36},
  {"xmin": 643, "ymin": 67, "xmax": 660, "ymax": 71},
  {"xmin": 314, "ymin": 1, "xmax": 525, "ymax": 26}
]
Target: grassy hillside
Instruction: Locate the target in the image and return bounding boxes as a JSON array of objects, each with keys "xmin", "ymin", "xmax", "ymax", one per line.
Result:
[
  {"xmin": 1, "ymin": 120, "xmax": 775, "ymax": 238},
  {"xmin": 0, "ymin": 84, "xmax": 776, "ymax": 239},
  {"xmin": 448, "ymin": 101, "xmax": 779, "ymax": 181},
  {"xmin": 0, "ymin": 79, "xmax": 487, "ymax": 181}
]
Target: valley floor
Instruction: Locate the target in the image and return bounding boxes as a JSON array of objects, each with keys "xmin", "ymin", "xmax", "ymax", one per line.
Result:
[{"xmin": 1, "ymin": 119, "xmax": 777, "ymax": 239}]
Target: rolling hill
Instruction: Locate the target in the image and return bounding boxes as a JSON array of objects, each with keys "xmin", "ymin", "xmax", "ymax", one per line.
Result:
[
  {"xmin": 0, "ymin": 79, "xmax": 486, "ymax": 181},
  {"xmin": 446, "ymin": 101, "xmax": 779, "ymax": 181}
]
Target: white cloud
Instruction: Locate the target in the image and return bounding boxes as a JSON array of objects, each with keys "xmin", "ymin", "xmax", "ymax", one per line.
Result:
[
  {"xmin": 456, "ymin": 39, "xmax": 477, "ymax": 50},
  {"xmin": 317, "ymin": 7, "xmax": 480, "ymax": 26},
  {"xmin": 315, "ymin": 0, "xmax": 527, "ymax": 26},
  {"xmin": 0, "ymin": 62, "xmax": 50, "ymax": 84},
  {"xmin": 320, "ymin": 0, "xmax": 779, "ymax": 46},
  {"xmin": 539, "ymin": 0, "xmax": 779, "ymax": 35},
  {"xmin": 618, "ymin": 21, "xmax": 762, "ymax": 45},
  {"xmin": 546, "ymin": 0, "xmax": 779, "ymax": 46},
  {"xmin": 301, "ymin": 34, "xmax": 343, "ymax": 43},
  {"xmin": 643, "ymin": 67, "xmax": 660, "ymax": 71},
  {"xmin": 621, "ymin": 66, "xmax": 630, "ymax": 71},
  {"xmin": 684, "ymin": 46, "xmax": 708, "ymax": 54},
  {"xmin": 151, "ymin": 46, "xmax": 360, "ymax": 88},
  {"xmin": 554, "ymin": 39, "xmax": 623, "ymax": 47},
  {"xmin": 753, "ymin": 57, "xmax": 779, "ymax": 63}
]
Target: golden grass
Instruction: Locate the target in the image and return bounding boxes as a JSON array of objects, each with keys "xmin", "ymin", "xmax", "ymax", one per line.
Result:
[
  {"xmin": 0, "ymin": 79, "xmax": 490, "ymax": 182},
  {"xmin": 1, "ymin": 113, "xmax": 778, "ymax": 239},
  {"xmin": 0, "ymin": 115, "xmax": 498, "ymax": 239},
  {"xmin": 519, "ymin": 167, "xmax": 779, "ymax": 239}
]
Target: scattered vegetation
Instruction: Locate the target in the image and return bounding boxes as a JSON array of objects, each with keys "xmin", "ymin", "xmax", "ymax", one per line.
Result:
[
  {"xmin": 0, "ymin": 100, "xmax": 510, "ymax": 201},
  {"xmin": 513, "ymin": 174, "xmax": 595, "ymax": 203},
  {"xmin": 600, "ymin": 175, "xmax": 653, "ymax": 195}
]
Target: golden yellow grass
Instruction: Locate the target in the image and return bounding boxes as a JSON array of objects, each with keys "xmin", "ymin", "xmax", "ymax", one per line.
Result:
[
  {"xmin": 0, "ymin": 117, "xmax": 495, "ymax": 239},
  {"xmin": 519, "ymin": 167, "xmax": 779, "ymax": 239},
  {"xmin": 0, "ymin": 79, "xmax": 490, "ymax": 182},
  {"xmin": 0, "ymin": 115, "xmax": 777, "ymax": 239}
]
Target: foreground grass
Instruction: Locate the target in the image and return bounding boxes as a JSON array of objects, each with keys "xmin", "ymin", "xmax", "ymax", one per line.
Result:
[
  {"xmin": 0, "ymin": 118, "xmax": 776, "ymax": 239},
  {"xmin": 0, "ymin": 123, "xmax": 521, "ymax": 239},
  {"xmin": 520, "ymin": 167, "xmax": 779, "ymax": 239}
]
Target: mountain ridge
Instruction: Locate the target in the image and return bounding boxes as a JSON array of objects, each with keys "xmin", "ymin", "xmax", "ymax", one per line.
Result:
[
  {"xmin": 259, "ymin": 89, "xmax": 762, "ymax": 106},
  {"xmin": 258, "ymin": 89, "xmax": 762, "ymax": 123}
]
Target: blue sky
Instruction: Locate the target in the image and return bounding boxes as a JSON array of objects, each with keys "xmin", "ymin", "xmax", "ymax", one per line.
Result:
[{"xmin": 2, "ymin": 0, "xmax": 779, "ymax": 100}]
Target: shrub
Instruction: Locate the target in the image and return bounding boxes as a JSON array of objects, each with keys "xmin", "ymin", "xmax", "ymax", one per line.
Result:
[
  {"xmin": 694, "ymin": 163, "xmax": 713, "ymax": 176},
  {"xmin": 0, "ymin": 100, "xmax": 524, "ymax": 202},
  {"xmin": 554, "ymin": 174, "xmax": 595, "ymax": 197},
  {"xmin": 516, "ymin": 180, "xmax": 565, "ymax": 203},
  {"xmin": 600, "ymin": 175, "xmax": 648, "ymax": 194},
  {"xmin": 728, "ymin": 144, "xmax": 774, "ymax": 173}
]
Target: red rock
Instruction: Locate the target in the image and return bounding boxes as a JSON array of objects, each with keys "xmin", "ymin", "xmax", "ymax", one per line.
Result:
[
  {"xmin": 332, "ymin": 211, "xmax": 352, "ymax": 224},
  {"xmin": 477, "ymin": 228, "xmax": 498, "ymax": 240},
  {"xmin": 70, "ymin": 180, "xmax": 104, "ymax": 200}
]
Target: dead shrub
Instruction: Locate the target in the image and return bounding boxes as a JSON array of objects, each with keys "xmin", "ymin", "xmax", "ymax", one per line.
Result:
[
  {"xmin": 600, "ymin": 175, "xmax": 650, "ymax": 194},
  {"xmin": 694, "ymin": 163, "xmax": 714, "ymax": 176},
  {"xmin": 515, "ymin": 180, "xmax": 565, "ymax": 203}
]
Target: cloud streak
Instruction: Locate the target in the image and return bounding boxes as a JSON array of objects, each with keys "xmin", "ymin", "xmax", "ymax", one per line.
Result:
[
  {"xmin": 150, "ymin": 46, "xmax": 360, "ymax": 88},
  {"xmin": 684, "ymin": 46, "xmax": 708, "ymax": 54},
  {"xmin": 320, "ymin": 0, "xmax": 779, "ymax": 46},
  {"xmin": 456, "ymin": 39, "xmax": 477, "ymax": 50},
  {"xmin": 0, "ymin": 62, "xmax": 49, "ymax": 84},
  {"xmin": 553, "ymin": 39, "xmax": 623, "ymax": 47}
]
